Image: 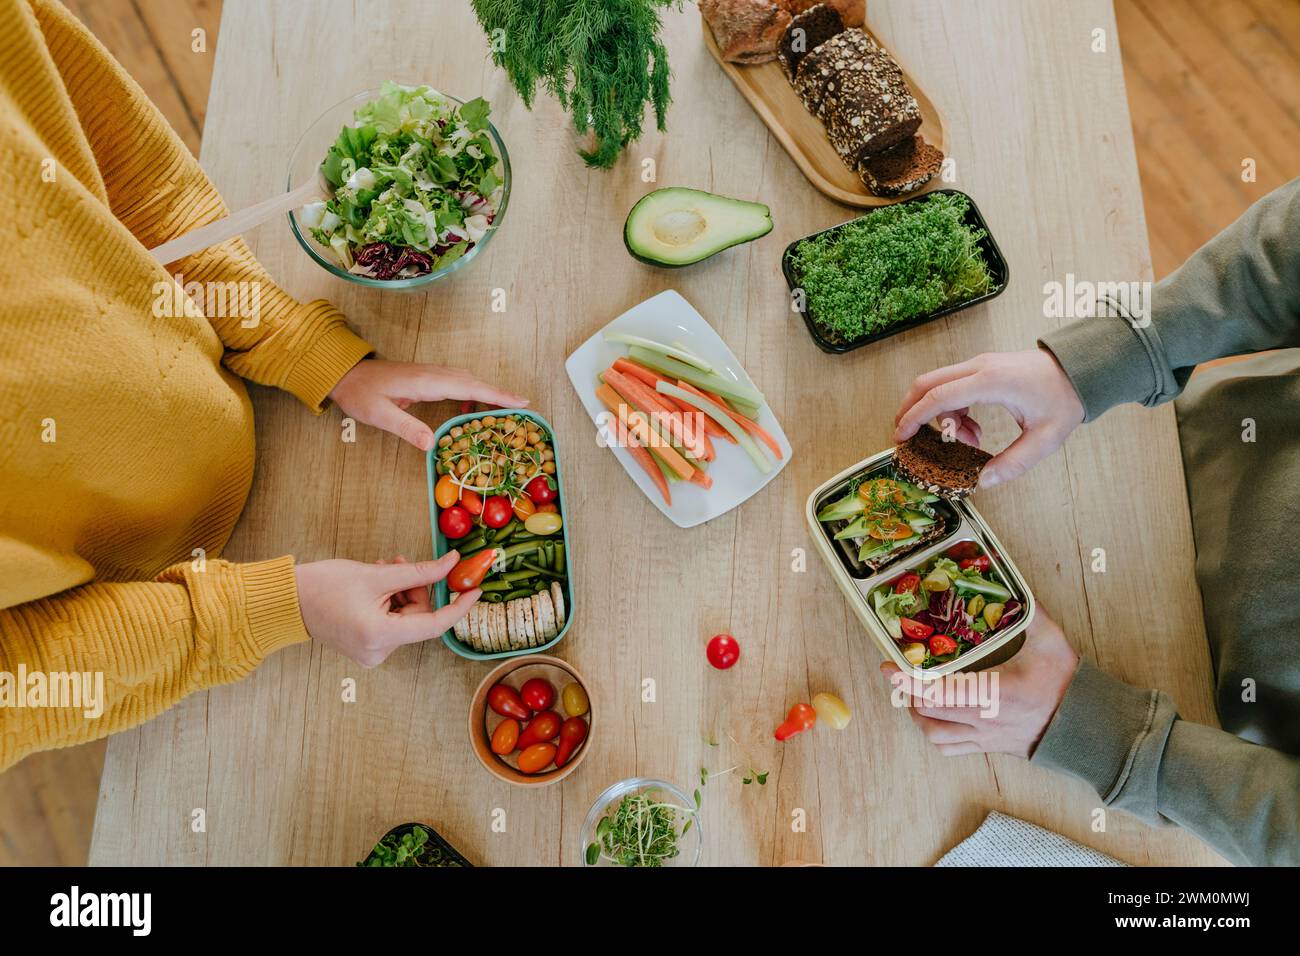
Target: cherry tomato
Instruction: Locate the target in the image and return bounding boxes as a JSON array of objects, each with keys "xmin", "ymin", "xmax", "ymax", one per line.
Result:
[
  {"xmin": 516, "ymin": 742, "xmax": 557, "ymax": 774},
  {"xmin": 899, "ymin": 617, "xmax": 934, "ymax": 641},
  {"xmin": 434, "ymin": 474, "xmax": 460, "ymax": 509},
  {"xmin": 482, "ymin": 495, "xmax": 513, "ymax": 529},
  {"xmin": 554, "ymin": 717, "xmax": 588, "ymax": 767},
  {"xmin": 487, "ymin": 684, "xmax": 530, "ymax": 721},
  {"xmin": 561, "ymin": 682, "xmax": 589, "ymax": 718},
  {"xmin": 524, "ymin": 512, "xmax": 562, "ymax": 535},
  {"xmin": 811, "ymin": 692, "xmax": 852, "ymax": 730},
  {"xmin": 945, "ymin": 540, "xmax": 981, "ymax": 562},
  {"xmin": 894, "ymin": 573, "xmax": 921, "ymax": 596},
  {"xmin": 775, "ymin": 702, "xmax": 817, "ymax": 741},
  {"xmin": 448, "ymin": 548, "xmax": 497, "ymax": 592},
  {"xmin": 929, "ymin": 634, "xmax": 958, "ymax": 656},
  {"xmin": 959, "ymin": 555, "xmax": 992, "ymax": 574},
  {"xmin": 512, "ymin": 496, "xmax": 537, "ymax": 522},
  {"xmin": 519, "ymin": 677, "xmax": 555, "ymax": 712},
  {"xmin": 438, "ymin": 505, "xmax": 473, "ymax": 539},
  {"xmin": 490, "ymin": 718, "xmax": 520, "ymax": 755},
  {"xmin": 706, "ymin": 634, "xmax": 740, "ymax": 669},
  {"xmin": 458, "ymin": 488, "xmax": 483, "ymax": 516},
  {"xmin": 523, "ymin": 475, "xmax": 557, "ymax": 504},
  {"xmin": 536, "ymin": 503, "xmax": 559, "ymax": 514},
  {"xmin": 516, "ymin": 710, "xmax": 561, "ymax": 750}
]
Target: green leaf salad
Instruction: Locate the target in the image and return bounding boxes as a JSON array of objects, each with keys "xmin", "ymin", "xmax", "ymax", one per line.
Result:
[{"xmin": 300, "ymin": 82, "xmax": 504, "ymax": 279}]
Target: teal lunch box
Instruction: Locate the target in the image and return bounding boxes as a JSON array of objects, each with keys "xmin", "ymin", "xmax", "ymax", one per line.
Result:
[{"xmin": 426, "ymin": 409, "xmax": 574, "ymax": 660}]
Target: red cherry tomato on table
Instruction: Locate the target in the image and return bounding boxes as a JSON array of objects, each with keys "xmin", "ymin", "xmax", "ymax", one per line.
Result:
[
  {"xmin": 516, "ymin": 710, "xmax": 562, "ymax": 750},
  {"xmin": 958, "ymin": 555, "xmax": 991, "ymax": 573},
  {"xmin": 523, "ymin": 475, "xmax": 557, "ymax": 504},
  {"xmin": 775, "ymin": 702, "xmax": 817, "ymax": 741},
  {"xmin": 448, "ymin": 548, "xmax": 497, "ymax": 592},
  {"xmin": 929, "ymin": 634, "xmax": 959, "ymax": 656},
  {"xmin": 519, "ymin": 677, "xmax": 555, "ymax": 712},
  {"xmin": 706, "ymin": 634, "xmax": 740, "ymax": 669},
  {"xmin": 481, "ymin": 495, "xmax": 513, "ymax": 529},
  {"xmin": 517, "ymin": 742, "xmax": 557, "ymax": 774},
  {"xmin": 555, "ymin": 717, "xmax": 588, "ymax": 768},
  {"xmin": 894, "ymin": 573, "xmax": 921, "ymax": 596},
  {"xmin": 490, "ymin": 718, "xmax": 520, "ymax": 755},
  {"xmin": 438, "ymin": 505, "xmax": 473, "ymax": 539},
  {"xmin": 487, "ymin": 684, "xmax": 530, "ymax": 721},
  {"xmin": 899, "ymin": 617, "xmax": 934, "ymax": 641}
]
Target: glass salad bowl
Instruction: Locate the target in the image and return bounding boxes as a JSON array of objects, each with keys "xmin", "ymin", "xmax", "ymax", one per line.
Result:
[
  {"xmin": 579, "ymin": 778, "xmax": 702, "ymax": 867},
  {"xmin": 286, "ymin": 86, "xmax": 511, "ymax": 292}
]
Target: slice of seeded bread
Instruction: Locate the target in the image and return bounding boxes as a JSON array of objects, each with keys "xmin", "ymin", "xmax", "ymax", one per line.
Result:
[
  {"xmin": 894, "ymin": 424, "xmax": 992, "ymax": 498},
  {"xmin": 859, "ymin": 135, "xmax": 943, "ymax": 197},
  {"xmin": 779, "ymin": 3, "xmax": 844, "ymax": 78}
]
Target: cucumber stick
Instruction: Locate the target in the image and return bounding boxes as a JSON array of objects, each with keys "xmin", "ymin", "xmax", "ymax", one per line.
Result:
[
  {"xmin": 604, "ymin": 332, "xmax": 713, "ymax": 372},
  {"xmin": 655, "ymin": 381, "xmax": 771, "ymax": 474},
  {"xmin": 953, "ymin": 576, "xmax": 1013, "ymax": 602},
  {"xmin": 628, "ymin": 347, "xmax": 764, "ymax": 410}
]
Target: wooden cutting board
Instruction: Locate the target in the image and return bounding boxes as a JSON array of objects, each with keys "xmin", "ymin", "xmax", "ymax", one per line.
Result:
[{"xmin": 703, "ymin": 18, "xmax": 949, "ymax": 207}]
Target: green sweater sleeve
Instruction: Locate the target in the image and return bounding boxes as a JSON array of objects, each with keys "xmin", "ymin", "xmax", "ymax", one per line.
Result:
[
  {"xmin": 1039, "ymin": 178, "xmax": 1300, "ymax": 421},
  {"xmin": 1032, "ymin": 661, "xmax": 1300, "ymax": 866}
]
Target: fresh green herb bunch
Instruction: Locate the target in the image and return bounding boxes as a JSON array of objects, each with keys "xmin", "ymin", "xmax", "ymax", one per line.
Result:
[
  {"xmin": 790, "ymin": 192, "xmax": 995, "ymax": 344},
  {"xmin": 584, "ymin": 788, "xmax": 694, "ymax": 866},
  {"xmin": 471, "ymin": 0, "xmax": 680, "ymax": 168},
  {"xmin": 357, "ymin": 825, "xmax": 465, "ymax": 867}
]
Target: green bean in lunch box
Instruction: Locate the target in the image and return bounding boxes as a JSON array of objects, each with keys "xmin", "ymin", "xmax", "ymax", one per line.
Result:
[{"xmin": 431, "ymin": 411, "xmax": 571, "ymax": 656}]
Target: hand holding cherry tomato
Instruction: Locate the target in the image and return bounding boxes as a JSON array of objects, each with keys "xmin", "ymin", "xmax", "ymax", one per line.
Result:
[{"xmin": 448, "ymin": 548, "xmax": 497, "ymax": 592}]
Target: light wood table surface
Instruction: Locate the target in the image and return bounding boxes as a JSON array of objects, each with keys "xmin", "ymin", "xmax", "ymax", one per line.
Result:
[{"xmin": 90, "ymin": 0, "xmax": 1225, "ymax": 866}]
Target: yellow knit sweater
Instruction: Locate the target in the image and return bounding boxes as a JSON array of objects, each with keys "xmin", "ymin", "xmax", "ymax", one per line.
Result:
[{"xmin": 0, "ymin": 0, "xmax": 373, "ymax": 770}]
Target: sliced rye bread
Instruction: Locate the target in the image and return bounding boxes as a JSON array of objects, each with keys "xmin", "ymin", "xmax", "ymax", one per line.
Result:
[
  {"xmin": 859, "ymin": 135, "xmax": 943, "ymax": 197},
  {"xmin": 778, "ymin": 4, "xmax": 844, "ymax": 79},
  {"xmin": 894, "ymin": 424, "xmax": 992, "ymax": 499},
  {"xmin": 793, "ymin": 28, "xmax": 878, "ymax": 117},
  {"xmin": 821, "ymin": 46, "xmax": 921, "ymax": 166}
]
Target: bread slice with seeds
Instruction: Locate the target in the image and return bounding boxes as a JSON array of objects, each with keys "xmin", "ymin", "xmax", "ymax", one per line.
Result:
[{"xmin": 894, "ymin": 424, "xmax": 992, "ymax": 498}]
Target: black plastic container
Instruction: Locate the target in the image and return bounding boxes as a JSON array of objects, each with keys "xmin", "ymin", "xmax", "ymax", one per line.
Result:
[
  {"xmin": 357, "ymin": 822, "xmax": 473, "ymax": 867},
  {"xmin": 781, "ymin": 189, "xmax": 1010, "ymax": 354}
]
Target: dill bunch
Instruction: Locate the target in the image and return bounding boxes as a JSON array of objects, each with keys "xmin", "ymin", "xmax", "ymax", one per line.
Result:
[{"xmin": 471, "ymin": 0, "xmax": 679, "ymax": 168}]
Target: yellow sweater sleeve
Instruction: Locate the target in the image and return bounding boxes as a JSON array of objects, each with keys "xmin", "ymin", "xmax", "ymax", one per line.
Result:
[
  {"xmin": 0, "ymin": 557, "xmax": 308, "ymax": 772},
  {"xmin": 31, "ymin": 0, "xmax": 373, "ymax": 411}
]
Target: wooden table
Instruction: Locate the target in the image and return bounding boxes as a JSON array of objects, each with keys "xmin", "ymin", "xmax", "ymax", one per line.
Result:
[{"xmin": 90, "ymin": 0, "xmax": 1225, "ymax": 866}]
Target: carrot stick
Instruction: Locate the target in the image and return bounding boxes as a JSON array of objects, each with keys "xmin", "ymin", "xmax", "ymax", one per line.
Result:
[
  {"xmin": 603, "ymin": 366, "xmax": 705, "ymax": 459},
  {"xmin": 595, "ymin": 383, "xmax": 694, "ymax": 480},
  {"xmin": 676, "ymin": 380, "xmax": 783, "ymax": 460},
  {"xmin": 688, "ymin": 467, "xmax": 713, "ymax": 490},
  {"xmin": 594, "ymin": 384, "xmax": 671, "ymax": 504},
  {"xmin": 616, "ymin": 357, "xmax": 732, "ymax": 443}
]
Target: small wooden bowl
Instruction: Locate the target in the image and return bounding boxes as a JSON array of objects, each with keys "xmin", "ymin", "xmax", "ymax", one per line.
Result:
[{"xmin": 468, "ymin": 655, "xmax": 593, "ymax": 787}]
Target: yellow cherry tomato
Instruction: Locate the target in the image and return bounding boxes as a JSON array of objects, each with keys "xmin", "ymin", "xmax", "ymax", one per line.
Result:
[
  {"xmin": 561, "ymin": 682, "xmax": 589, "ymax": 718},
  {"xmin": 811, "ymin": 692, "xmax": 852, "ymax": 730},
  {"xmin": 524, "ymin": 512, "xmax": 563, "ymax": 535},
  {"xmin": 902, "ymin": 643, "xmax": 927, "ymax": 667},
  {"xmin": 434, "ymin": 474, "xmax": 460, "ymax": 509}
]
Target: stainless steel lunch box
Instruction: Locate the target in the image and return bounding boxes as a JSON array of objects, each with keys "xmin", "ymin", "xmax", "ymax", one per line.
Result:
[{"xmin": 805, "ymin": 448, "xmax": 1036, "ymax": 680}]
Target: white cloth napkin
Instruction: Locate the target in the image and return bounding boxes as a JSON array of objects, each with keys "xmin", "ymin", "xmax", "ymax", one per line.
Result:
[{"xmin": 936, "ymin": 811, "xmax": 1126, "ymax": 867}]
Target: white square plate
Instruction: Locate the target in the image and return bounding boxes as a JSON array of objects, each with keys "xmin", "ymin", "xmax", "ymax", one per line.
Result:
[{"xmin": 564, "ymin": 290, "xmax": 793, "ymax": 528}]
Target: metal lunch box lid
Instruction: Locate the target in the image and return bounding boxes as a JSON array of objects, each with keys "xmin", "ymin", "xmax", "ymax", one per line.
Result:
[{"xmin": 804, "ymin": 447, "xmax": 1036, "ymax": 681}]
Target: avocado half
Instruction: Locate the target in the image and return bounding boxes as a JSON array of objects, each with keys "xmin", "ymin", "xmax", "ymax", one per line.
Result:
[{"xmin": 624, "ymin": 187, "xmax": 773, "ymax": 268}]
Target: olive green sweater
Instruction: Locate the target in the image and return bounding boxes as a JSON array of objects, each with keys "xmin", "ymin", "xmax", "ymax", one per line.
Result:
[{"xmin": 1036, "ymin": 179, "xmax": 1300, "ymax": 866}]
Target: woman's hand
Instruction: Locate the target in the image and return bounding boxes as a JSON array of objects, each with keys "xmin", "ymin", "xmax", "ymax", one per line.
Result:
[
  {"xmin": 329, "ymin": 360, "xmax": 529, "ymax": 451},
  {"xmin": 294, "ymin": 552, "xmax": 479, "ymax": 667},
  {"xmin": 893, "ymin": 348, "xmax": 1085, "ymax": 487},
  {"xmin": 880, "ymin": 608, "xmax": 1080, "ymax": 758}
]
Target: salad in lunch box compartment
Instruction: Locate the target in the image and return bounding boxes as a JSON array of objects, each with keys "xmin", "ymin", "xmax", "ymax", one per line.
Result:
[{"xmin": 871, "ymin": 541, "xmax": 1025, "ymax": 670}]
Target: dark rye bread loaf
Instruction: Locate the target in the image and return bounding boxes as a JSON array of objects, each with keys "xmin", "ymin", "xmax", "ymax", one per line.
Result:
[
  {"xmin": 859, "ymin": 135, "xmax": 944, "ymax": 196},
  {"xmin": 893, "ymin": 424, "xmax": 992, "ymax": 498},
  {"xmin": 793, "ymin": 28, "xmax": 878, "ymax": 116},
  {"xmin": 778, "ymin": 4, "xmax": 844, "ymax": 79},
  {"xmin": 817, "ymin": 34, "xmax": 921, "ymax": 164}
]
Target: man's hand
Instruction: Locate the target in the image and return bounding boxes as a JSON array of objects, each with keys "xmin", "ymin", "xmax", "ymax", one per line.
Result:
[
  {"xmin": 294, "ymin": 553, "xmax": 479, "ymax": 667},
  {"xmin": 880, "ymin": 609, "xmax": 1080, "ymax": 758},
  {"xmin": 893, "ymin": 348, "xmax": 1085, "ymax": 487},
  {"xmin": 329, "ymin": 360, "xmax": 529, "ymax": 451}
]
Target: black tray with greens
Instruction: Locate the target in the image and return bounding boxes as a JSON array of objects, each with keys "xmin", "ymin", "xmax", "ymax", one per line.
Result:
[
  {"xmin": 781, "ymin": 190, "xmax": 1009, "ymax": 355},
  {"xmin": 356, "ymin": 822, "xmax": 472, "ymax": 867}
]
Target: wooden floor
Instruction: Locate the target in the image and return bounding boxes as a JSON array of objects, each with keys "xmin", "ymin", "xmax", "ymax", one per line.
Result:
[{"xmin": 1, "ymin": 0, "xmax": 1296, "ymax": 867}]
